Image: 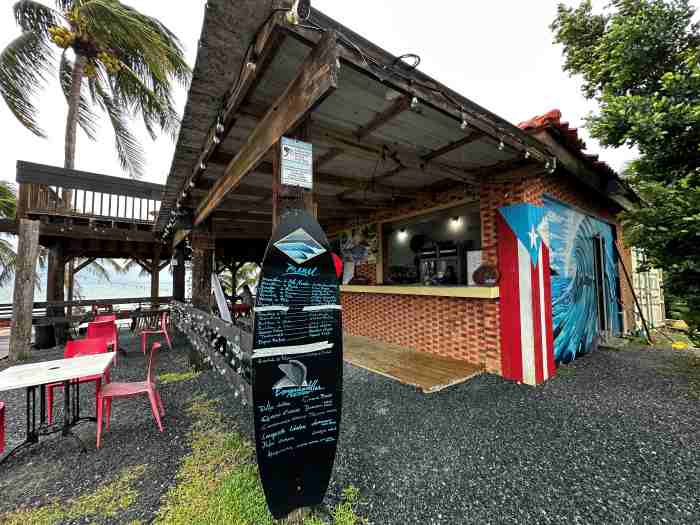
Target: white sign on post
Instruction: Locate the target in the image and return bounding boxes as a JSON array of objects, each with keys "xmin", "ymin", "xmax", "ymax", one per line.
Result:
[{"xmin": 280, "ymin": 136, "xmax": 313, "ymax": 189}]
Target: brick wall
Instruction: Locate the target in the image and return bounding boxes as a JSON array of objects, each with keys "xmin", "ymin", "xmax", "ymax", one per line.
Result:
[
  {"xmin": 341, "ymin": 292, "xmax": 501, "ymax": 374},
  {"xmin": 335, "ymin": 171, "xmax": 632, "ymax": 381}
]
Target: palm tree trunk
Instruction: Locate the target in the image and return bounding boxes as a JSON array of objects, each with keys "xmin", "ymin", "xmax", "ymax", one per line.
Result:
[
  {"xmin": 63, "ymin": 55, "xmax": 84, "ymax": 315},
  {"xmin": 65, "ymin": 55, "xmax": 85, "ymax": 172}
]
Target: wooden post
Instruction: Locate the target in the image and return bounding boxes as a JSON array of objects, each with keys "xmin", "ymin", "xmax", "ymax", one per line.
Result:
[
  {"xmin": 66, "ymin": 257, "xmax": 75, "ymax": 322},
  {"xmin": 191, "ymin": 232, "xmax": 213, "ymax": 312},
  {"xmin": 173, "ymin": 245, "xmax": 186, "ymax": 302},
  {"xmin": 9, "ymin": 219, "xmax": 40, "ymax": 361},
  {"xmin": 46, "ymin": 242, "xmax": 66, "ymax": 343},
  {"xmin": 190, "ymin": 231, "xmax": 214, "ymax": 370},
  {"xmin": 151, "ymin": 244, "xmax": 162, "ymax": 306}
]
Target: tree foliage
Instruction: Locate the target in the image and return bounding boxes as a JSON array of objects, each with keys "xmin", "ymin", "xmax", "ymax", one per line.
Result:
[
  {"xmin": 552, "ymin": 0, "xmax": 700, "ymax": 341},
  {"xmin": 0, "ymin": 0, "xmax": 191, "ymax": 178}
]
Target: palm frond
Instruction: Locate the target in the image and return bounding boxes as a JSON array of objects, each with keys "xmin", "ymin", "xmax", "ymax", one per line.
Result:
[
  {"xmin": 78, "ymin": 0, "xmax": 189, "ymax": 139},
  {"xmin": 78, "ymin": 258, "xmax": 111, "ymax": 282},
  {"xmin": 0, "ymin": 237, "xmax": 17, "ymax": 287},
  {"xmin": 14, "ymin": 1, "xmax": 63, "ymax": 40},
  {"xmin": 93, "ymin": 74, "xmax": 145, "ymax": 178},
  {"xmin": 60, "ymin": 50, "xmax": 98, "ymax": 140},
  {"xmin": 0, "ymin": 31, "xmax": 55, "ymax": 137},
  {"xmin": 99, "ymin": 257, "xmax": 126, "ymax": 274},
  {"xmin": 0, "ymin": 181, "xmax": 17, "ymax": 219}
]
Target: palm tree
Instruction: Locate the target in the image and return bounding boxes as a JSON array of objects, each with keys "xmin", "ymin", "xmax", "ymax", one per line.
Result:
[
  {"xmin": 0, "ymin": 182, "xmax": 17, "ymax": 287},
  {"xmin": 1, "ymin": 0, "xmax": 190, "ymax": 177}
]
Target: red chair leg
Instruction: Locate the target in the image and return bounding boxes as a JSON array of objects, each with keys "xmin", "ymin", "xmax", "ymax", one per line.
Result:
[
  {"xmin": 94, "ymin": 379, "xmax": 101, "ymax": 419},
  {"xmin": 164, "ymin": 330, "xmax": 173, "ymax": 351},
  {"xmin": 155, "ymin": 390, "xmax": 165, "ymax": 417},
  {"xmin": 105, "ymin": 398, "xmax": 112, "ymax": 432},
  {"xmin": 147, "ymin": 391, "xmax": 163, "ymax": 432},
  {"xmin": 96, "ymin": 397, "xmax": 104, "ymax": 449},
  {"xmin": 140, "ymin": 333, "xmax": 147, "ymax": 354}
]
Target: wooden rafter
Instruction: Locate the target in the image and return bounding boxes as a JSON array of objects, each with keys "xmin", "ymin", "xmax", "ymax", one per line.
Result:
[
  {"xmin": 355, "ymin": 95, "xmax": 414, "ymax": 139},
  {"xmin": 286, "ymin": 22, "xmax": 552, "ymax": 165},
  {"xmin": 194, "ymin": 31, "xmax": 341, "ymax": 227},
  {"xmin": 74, "ymin": 257, "xmax": 97, "ymax": 274},
  {"xmin": 174, "ymin": 13, "xmax": 286, "ymax": 209}
]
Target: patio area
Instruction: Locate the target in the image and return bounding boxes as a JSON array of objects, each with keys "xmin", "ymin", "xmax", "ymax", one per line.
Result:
[{"xmin": 1, "ymin": 336, "xmax": 699, "ymax": 524}]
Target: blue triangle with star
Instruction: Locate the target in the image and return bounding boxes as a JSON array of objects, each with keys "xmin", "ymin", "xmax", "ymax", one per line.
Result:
[{"xmin": 498, "ymin": 203, "xmax": 546, "ymax": 265}]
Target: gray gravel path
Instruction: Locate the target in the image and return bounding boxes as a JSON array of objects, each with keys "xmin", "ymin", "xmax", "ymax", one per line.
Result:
[{"xmin": 1, "ymin": 338, "xmax": 699, "ymax": 524}]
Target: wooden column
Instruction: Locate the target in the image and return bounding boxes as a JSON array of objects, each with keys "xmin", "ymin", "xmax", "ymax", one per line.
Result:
[
  {"xmin": 151, "ymin": 244, "xmax": 162, "ymax": 305},
  {"xmin": 66, "ymin": 257, "xmax": 75, "ymax": 321},
  {"xmin": 272, "ymin": 120, "xmax": 317, "ymax": 229},
  {"xmin": 46, "ymin": 242, "xmax": 65, "ymax": 309},
  {"xmin": 191, "ymin": 232, "xmax": 213, "ymax": 312},
  {"xmin": 173, "ymin": 244, "xmax": 186, "ymax": 302},
  {"xmin": 9, "ymin": 219, "xmax": 40, "ymax": 361},
  {"xmin": 46, "ymin": 242, "xmax": 67, "ymax": 343}
]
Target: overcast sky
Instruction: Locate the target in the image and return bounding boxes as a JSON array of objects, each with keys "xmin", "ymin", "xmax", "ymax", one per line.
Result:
[{"xmin": 0, "ymin": 0, "xmax": 643, "ymax": 190}]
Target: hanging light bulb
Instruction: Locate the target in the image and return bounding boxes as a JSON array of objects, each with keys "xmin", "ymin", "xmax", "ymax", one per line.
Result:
[
  {"xmin": 216, "ymin": 118, "xmax": 225, "ymax": 135},
  {"xmin": 200, "ymin": 161, "xmax": 207, "ymax": 170},
  {"xmin": 410, "ymin": 96, "xmax": 419, "ymax": 109},
  {"xmin": 213, "ymin": 135, "xmax": 221, "ymax": 145},
  {"xmin": 460, "ymin": 112, "xmax": 469, "ymax": 131},
  {"xmin": 524, "ymin": 150, "xmax": 531, "ymax": 160},
  {"xmin": 189, "ymin": 180, "xmax": 196, "ymax": 188},
  {"xmin": 498, "ymin": 140, "xmax": 505, "ymax": 152}
]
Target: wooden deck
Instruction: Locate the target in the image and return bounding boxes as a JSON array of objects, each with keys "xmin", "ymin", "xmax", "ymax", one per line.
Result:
[{"xmin": 343, "ymin": 335, "xmax": 482, "ymax": 393}]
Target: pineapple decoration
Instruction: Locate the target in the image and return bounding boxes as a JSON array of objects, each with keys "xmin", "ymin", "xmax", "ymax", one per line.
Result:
[{"xmin": 48, "ymin": 7, "xmax": 123, "ymax": 79}]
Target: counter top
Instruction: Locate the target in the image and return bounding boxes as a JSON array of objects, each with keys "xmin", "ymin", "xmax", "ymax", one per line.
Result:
[{"xmin": 340, "ymin": 285, "xmax": 499, "ymax": 299}]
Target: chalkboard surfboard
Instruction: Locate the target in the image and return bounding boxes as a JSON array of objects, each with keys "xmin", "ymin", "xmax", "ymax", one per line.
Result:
[{"xmin": 252, "ymin": 209, "xmax": 343, "ymax": 519}]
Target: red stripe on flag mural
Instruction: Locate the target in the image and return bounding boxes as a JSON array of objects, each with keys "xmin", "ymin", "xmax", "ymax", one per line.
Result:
[
  {"xmin": 497, "ymin": 213, "xmax": 523, "ymax": 382},
  {"xmin": 531, "ymin": 256, "xmax": 544, "ymax": 385},
  {"xmin": 541, "ymin": 243, "xmax": 557, "ymax": 378}
]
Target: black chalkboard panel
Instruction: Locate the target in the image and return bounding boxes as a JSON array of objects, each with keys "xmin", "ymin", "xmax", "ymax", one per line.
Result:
[{"xmin": 252, "ymin": 209, "xmax": 343, "ymax": 519}]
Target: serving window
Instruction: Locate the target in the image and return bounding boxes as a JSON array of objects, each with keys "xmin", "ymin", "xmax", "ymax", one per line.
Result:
[{"xmin": 382, "ymin": 204, "xmax": 482, "ymax": 286}]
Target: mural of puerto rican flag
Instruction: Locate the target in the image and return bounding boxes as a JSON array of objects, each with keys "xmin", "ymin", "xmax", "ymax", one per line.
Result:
[{"xmin": 497, "ymin": 204, "xmax": 556, "ymax": 386}]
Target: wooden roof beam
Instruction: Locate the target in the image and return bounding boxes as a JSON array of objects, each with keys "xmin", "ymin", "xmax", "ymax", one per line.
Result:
[
  {"xmin": 194, "ymin": 31, "xmax": 341, "ymax": 227},
  {"xmin": 172, "ymin": 13, "xmax": 286, "ymax": 214},
  {"xmin": 285, "ymin": 22, "xmax": 552, "ymax": 165}
]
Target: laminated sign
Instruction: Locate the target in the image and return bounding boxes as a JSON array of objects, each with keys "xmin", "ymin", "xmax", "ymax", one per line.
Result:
[
  {"xmin": 280, "ymin": 136, "xmax": 313, "ymax": 189},
  {"xmin": 252, "ymin": 208, "xmax": 343, "ymax": 519}
]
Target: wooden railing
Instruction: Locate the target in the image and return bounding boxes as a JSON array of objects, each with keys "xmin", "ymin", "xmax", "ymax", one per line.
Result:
[
  {"xmin": 0, "ymin": 296, "xmax": 174, "ymax": 324},
  {"xmin": 16, "ymin": 161, "xmax": 164, "ymax": 225},
  {"xmin": 170, "ymin": 301, "xmax": 252, "ymax": 403}
]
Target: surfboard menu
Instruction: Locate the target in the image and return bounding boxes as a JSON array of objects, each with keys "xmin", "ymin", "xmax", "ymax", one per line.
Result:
[{"xmin": 252, "ymin": 209, "xmax": 343, "ymax": 519}]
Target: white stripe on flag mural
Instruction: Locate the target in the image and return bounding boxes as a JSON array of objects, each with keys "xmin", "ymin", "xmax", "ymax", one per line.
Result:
[
  {"xmin": 518, "ymin": 240, "xmax": 536, "ymax": 386},
  {"xmin": 538, "ymin": 248, "xmax": 549, "ymax": 381}
]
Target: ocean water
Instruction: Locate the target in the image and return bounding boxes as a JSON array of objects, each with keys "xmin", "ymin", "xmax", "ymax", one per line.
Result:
[{"xmin": 0, "ymin": 266, "xmax": 176, "ymax": 304}]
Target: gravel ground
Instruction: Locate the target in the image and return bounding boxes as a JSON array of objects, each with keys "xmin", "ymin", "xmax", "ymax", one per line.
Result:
[{"xmin": 1, "ymin": 338, "xmax": 699, "ymax": 524}]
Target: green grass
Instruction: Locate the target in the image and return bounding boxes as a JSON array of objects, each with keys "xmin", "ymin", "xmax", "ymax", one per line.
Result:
[
  {"xmin": 0, "ymin": 464, "xmax": 146, "ymax": 525},
  {"xmin": 155, "ymin": 395, "xmax": 363, "ymax": 525},
  {"xmin": 158, "ymin": 369, "xmax": 201, "ymax": 385},
  {"xmin": 655, "ymin": 352, "xmax": 700, "ymax": 399}
]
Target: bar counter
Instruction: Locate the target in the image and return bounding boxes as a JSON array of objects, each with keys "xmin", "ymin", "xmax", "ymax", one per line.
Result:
[{"xmin": 339, "ymin": 285, "xmax": 500, "ymax": 300}]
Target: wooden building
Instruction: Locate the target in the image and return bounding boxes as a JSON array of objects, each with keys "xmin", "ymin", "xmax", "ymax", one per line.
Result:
[
  {"xmin": 152, "ymin": 1, "xmax": 639, "ymax": 386},
  {"xmin": 8, "ymin": 1, "xmax": 640, "ymax": 385}
]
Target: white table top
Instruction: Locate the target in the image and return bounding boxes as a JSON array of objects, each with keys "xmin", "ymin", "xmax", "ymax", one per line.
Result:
[{"xmin": 0, "ymin": 352, "xmax": 115, "ymax": 392}]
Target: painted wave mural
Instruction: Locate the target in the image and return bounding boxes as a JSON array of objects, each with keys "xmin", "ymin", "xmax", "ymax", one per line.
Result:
[{"xmin": 543, "ymin": 198, "xmax": 621, "ymax": 363}]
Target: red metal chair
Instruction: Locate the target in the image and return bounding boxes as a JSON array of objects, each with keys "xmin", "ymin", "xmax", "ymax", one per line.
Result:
[
  {"xmin": 46, "ymin": 338, "xmax": 111, "ymax": 425},
  {"xmin": 94, "ymin": 314, "xmax": 117, "ymax": 323},
  {"xmin": 139, "ymin": 311, "xmax": 172, "ymax": 354},
  {"xmin": 88, "ymin": 320, "xmax": 119, "ymax": 363},
  {"xmin": 96, "ymin": 342, "xmax": 164, "ymax": 448}
]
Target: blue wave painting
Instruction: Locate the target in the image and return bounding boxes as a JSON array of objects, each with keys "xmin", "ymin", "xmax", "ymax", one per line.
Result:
[
  {"xmin": 544, "ymin": 198, "xmax": 621, "ymax": 363},
  {"xmin": 274, "ymin": 228, "xmax": 327, "ymax": 264}
]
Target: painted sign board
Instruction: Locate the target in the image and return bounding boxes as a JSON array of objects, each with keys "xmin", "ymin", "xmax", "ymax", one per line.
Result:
[
  {"xmin": 281, "ymin": 137, "xmax": 313, "ymax": 189},
  {"xmin": 252, "ymin": 208, "xmax": 342, "ymax": 519}
]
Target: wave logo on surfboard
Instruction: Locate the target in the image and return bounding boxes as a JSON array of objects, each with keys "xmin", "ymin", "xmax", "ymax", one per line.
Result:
[{"xmin": 273, "ymin": 228, "xmax": 327, "ymax": 265}]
